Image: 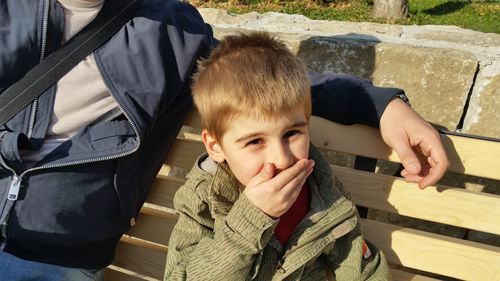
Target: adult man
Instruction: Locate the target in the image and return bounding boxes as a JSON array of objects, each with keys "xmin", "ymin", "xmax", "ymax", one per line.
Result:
[{"xmin": 0, "ymin": 0, "xmax": 448, "ymax": 280}]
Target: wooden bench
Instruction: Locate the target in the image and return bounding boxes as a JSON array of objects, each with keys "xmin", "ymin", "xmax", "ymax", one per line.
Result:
[{"xmin": 105, "ymin": 112, "xmax": 500, "ymax": 281}]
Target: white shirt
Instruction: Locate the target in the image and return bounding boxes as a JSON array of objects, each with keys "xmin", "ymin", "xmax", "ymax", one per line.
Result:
[{"xmin": 21, "ymin": 0, "xmax": 120, "ymax": 163}]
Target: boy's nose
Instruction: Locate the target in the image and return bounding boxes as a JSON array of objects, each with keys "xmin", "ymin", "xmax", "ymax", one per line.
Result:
[{"xmin": 271, "ymin": 144, "xmax": 294, "ymax": 171}]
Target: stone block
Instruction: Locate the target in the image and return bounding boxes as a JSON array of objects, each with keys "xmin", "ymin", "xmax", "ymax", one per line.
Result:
[
  {"xmin": 199, "ymin": 8, "xmax": 403, "ymax": 37},
  {"xmin": 462, "ymin": 61, "xmax": 500, "ymax": 139},
  {"xmin": 296, "ymin": 37, "xmax": 478, "ymax": 131},
  {"xmin": 403, "ymin": 25, "xmax": 500, "ymax": 47}
]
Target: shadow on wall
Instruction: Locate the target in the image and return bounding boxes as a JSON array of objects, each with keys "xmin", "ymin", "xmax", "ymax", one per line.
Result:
[{"xmin": 297, "ymin": 34, "xmax": 380, "ymax": 82}]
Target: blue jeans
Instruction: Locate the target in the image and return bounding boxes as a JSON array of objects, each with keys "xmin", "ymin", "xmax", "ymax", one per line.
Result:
[{"xmin": 0, "ymin": 251, "xmax": 104, "ymax": 281}]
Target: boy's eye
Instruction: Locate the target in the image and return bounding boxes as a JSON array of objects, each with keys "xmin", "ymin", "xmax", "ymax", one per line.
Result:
[
  {"xmin": 284, "ymin": 130, "xmax": 300, "ymax": 139},
  {"xmin": 246, "ymin": 138, "xmax": 263, "ymax": 146}
]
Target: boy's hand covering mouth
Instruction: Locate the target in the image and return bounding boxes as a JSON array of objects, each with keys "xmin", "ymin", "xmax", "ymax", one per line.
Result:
[{"xmin": 243, "ymin": 159, "xmax": 315, "ymax": 219}]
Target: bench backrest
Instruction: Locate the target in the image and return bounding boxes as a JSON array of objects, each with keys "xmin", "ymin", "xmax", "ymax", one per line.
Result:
[{"xmin": 105, "ymin": 112, "xmax": 500, "ymax": 281}]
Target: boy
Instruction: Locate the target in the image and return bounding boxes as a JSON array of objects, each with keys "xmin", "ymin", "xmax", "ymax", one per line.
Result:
[{"xmin": 165, "ymin": 32, "xmax": 391, "ymax": 280}]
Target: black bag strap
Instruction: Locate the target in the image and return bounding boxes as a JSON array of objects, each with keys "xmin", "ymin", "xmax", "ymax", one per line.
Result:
[{"xmin": 0, "ymin": 0, "xmax": 138, "ymax": 125}]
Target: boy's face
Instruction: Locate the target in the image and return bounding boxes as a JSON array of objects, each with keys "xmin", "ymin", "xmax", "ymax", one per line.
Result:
[{"xmin": 203, "ymin": 107, "xmax": 310, "ymax": 186}]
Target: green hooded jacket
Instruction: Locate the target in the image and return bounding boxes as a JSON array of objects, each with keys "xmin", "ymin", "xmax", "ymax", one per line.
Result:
[{"xmin": 165, "ymin": 146, "xmax": 391, "ymax": 281}]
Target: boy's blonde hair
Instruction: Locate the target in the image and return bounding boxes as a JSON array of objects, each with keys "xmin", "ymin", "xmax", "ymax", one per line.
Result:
[{"xmin": 192, "ymin": 32, "xmax": 311, "ymax": 141}]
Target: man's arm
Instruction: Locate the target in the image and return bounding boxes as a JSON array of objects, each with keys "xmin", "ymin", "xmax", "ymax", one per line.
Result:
[
  {"xmin": 309, "ymin": 71, "xmax": 449, "ymax": 188},
  {"xmin": 309, "ymin": 71, "xmax": 399, "ymax": 127}
]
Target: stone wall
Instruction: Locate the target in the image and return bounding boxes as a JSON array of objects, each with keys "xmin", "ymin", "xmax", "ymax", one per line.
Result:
[
  {"xmin": 197, "ymin": 9, "xmax": 500, "ymax": 250},
  {"xmin": 198, "ymin": 8, "xmax": 500, "ymax": 139}
]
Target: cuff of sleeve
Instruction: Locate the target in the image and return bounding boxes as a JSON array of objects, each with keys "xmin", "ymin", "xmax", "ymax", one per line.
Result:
[
  {"xmin": 362, "ymin": 84, "xmax": 406, "ymax": 128},
  {"xmin": 226, "ymin": 193, "xmax": 278, "ymax": 249}
]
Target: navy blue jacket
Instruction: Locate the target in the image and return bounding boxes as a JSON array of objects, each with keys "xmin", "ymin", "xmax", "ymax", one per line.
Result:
[{"xmin": 0, "ymin": 0, "xmax": 402, "ymax": 269}]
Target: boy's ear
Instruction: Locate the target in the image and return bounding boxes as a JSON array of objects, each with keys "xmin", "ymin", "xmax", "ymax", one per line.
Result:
[{"xmin": 202, "ymin": 129, "xmax": 225, "ymax": 163}]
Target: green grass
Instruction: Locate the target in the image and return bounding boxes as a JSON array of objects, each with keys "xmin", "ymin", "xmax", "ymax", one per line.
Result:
[{"xmin": 190, "ymin": 0, "xmax": 500, "ymax": 34}]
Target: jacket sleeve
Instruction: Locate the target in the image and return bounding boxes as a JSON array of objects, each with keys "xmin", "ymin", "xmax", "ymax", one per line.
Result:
[
  {"xmin": 309, "ymin": 71, "xmax": 405, "ymax": 128},
  {"xmin": 323, "ymin": 221, "xmax": 392, "ymax": 280},
  {"xmin": 165, "ymin": 184, "xmax": 277, "ymax": 281}
]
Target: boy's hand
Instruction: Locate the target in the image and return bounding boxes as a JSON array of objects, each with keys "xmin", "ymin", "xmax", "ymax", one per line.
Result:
[{"xmin": 243, "ymin": 159, "xmax": 314, "ymax": 218}]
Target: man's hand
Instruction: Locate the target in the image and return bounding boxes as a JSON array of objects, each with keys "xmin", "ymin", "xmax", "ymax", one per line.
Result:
[
  {"xmin": 243, "ymin": 159, "xmax": 314, "ymax": 218},
  {"xmin": 380, "ymin": 98, "xmax": 449, "ymax": 189}
]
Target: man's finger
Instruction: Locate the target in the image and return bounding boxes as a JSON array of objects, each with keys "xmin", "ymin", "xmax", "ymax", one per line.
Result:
[
  {"xmin": 400, "ymin": 169, "xmax": 423, "ymax": 183},
  {"xmin": 393, "ymin": 141, "xmax": 422, "ymax": 176},
  {"xmin": 418, "ymin": 149, "xmax": 449, "ymax": 188}
]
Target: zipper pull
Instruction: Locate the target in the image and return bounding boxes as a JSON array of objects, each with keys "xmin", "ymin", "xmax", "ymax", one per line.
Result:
[{"xmin": 8, "ymin": 175, "xmax": 21, "ymax": 201}]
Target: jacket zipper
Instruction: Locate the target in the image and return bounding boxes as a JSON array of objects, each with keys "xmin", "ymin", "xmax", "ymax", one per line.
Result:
[
  {"xmin": 2, "ymin": 175, "xmax": 21, "ymax": 248},
  {"xmin": 27, "ymin": 0, "xmax": 50, "ymax": 138},
  {"xmin": 2, "ymin": 1, "xmax": 54, "ymax": 248}
]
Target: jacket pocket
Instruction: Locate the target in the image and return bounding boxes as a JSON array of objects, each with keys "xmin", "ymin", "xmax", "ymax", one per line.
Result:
[
  {"xmin": 9, "ymin": 160, "xmax": 130, "ymax": 245},
  {"xmin": 88, "ymin": 120, "xmax": 140, "ymax": 224},
  {"xmin": 89, "ymin": 120, "xmax": 136, "ymax": 152}
]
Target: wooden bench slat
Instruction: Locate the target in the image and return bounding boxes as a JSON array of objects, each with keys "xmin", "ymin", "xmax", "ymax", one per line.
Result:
[
  {"xmin": 389, "ymin": 268, "xmax": 441, "ymax": 281},
  {"xmin": 309, "ymin": 116, "xmax": 395, "ymax": 160},
  {"xmin": 333, "ymin": 165, "xmax": 500, "ymax": 235},
  {"xmin": 163, "ymin": 138, "xmax": 205, "ymax": 170},
  {"xmin": 146, "ymin": 177, "xmax": 184, "ymax": 209},
  {"xmin": 140, "ymin": 203, "xmax": 177, "ymax": 219},
  {"xmin": 183, "ymin": 110, "xmax": 202, "ymax": 128},
  {"xmin": 362, "ymin": 219, "xmax": 500, "ymax": 281},
  {"xmin": 105, "ymin": 266, "xmax": 158, "ymax": 281},
  {"xmin": 126, "ymin": 213, "xmax": 178, "ymax": 247},
  {"xmin": 440, "ymin": 132, "xmax": 500, "ymax": 180},
  {"xmin": 112, "ymin": 237, "xmax": 167, "ymax": 280},
  {"xmin": 310, "ymin": 116, "xmax": 500, "ymax": 180}
]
